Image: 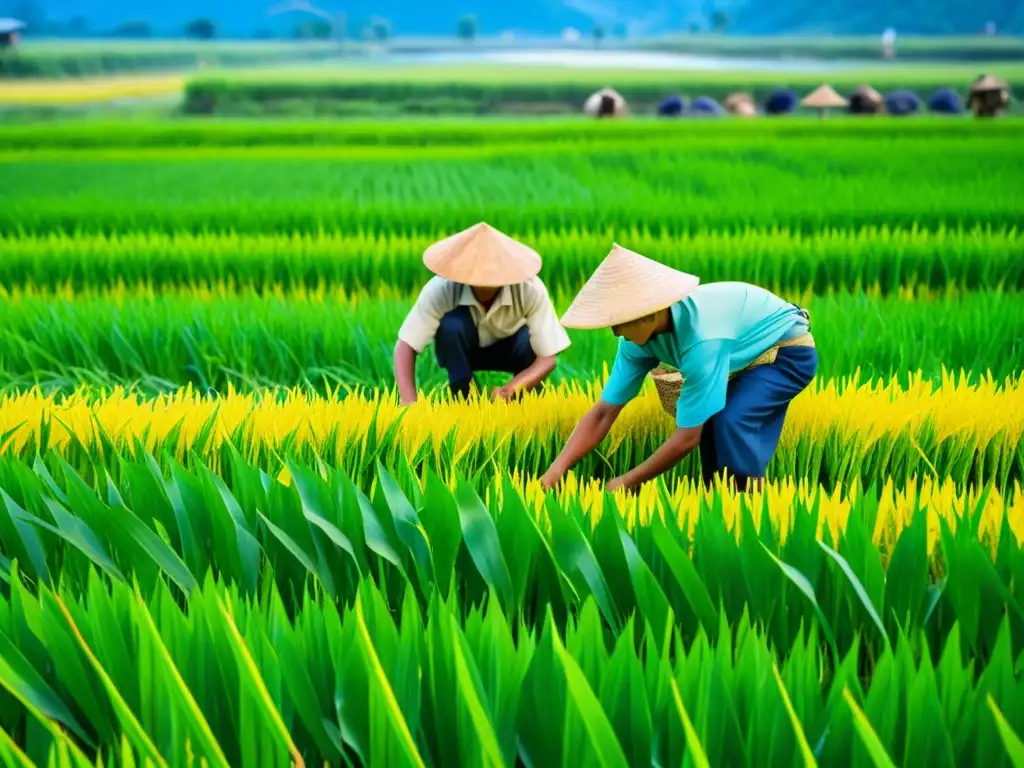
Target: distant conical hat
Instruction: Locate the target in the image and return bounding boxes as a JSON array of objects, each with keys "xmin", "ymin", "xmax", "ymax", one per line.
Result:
[
  {"xmin": 970, "ymin": 73, "xmax": 1009, "ymax": 93},
  {"xmin": 560, "ymin": 244, "xmax": 700, "ymax": 330},
  {"xmin": 584, "ymin": 87, "xmax": 627, "ymax": 117},
  {"xmin": 423, "ymin": 222, "xmax": 542, "ymax": 286},
  {"xmin": 851, "ymin": 83, "xmax": 883, "ymax": 103},
  {"xmin": 725, "ymin": 91, "xmax": 756, "ymax": 115},
  {"xmin": 801, "ymin": 84, "xmax": 848, "ymax": 108}
]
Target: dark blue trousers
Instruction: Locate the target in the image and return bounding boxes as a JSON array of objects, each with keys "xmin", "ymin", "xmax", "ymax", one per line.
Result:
[
  {"xmin": 435, "ymin": 307, "xmax": 537, "ymax": 398},
  {"xmin": 698, "ymin": 345, "xmax": 818, "ymax": 490}
]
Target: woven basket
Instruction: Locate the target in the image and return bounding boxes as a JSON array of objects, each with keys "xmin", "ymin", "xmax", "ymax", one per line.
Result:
[{"xmin": 650, "ymin": 366, "xmax": 683, "ymax": 418}]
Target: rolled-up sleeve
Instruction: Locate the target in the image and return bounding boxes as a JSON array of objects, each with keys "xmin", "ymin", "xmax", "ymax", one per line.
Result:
[
  {"xmin": 600, "ymin": 338, "xmax": 657, "ymax": 406},
  {"xmin": 397, "ymin": 278, "xmax": 454, "ymax": 354},
  {"xmin": 524, "ymin": 280, "xmax": 571, "ymax": 357},
  {"xmin": 675, "ymin": 340, "xmax": 731, "ymax": 428}
]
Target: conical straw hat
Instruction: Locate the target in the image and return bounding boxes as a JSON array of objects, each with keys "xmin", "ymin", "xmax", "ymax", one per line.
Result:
[
  {"xmin": 560, "ymin": 244, "xmax": 700, "ymax": 330},
  {"xmin": 852, "ymin": 83, "xmax": 882, "ymax": 103},
  {"xmin": 423, "ymin": 222, "xmax": 542, "ymax": 286},
  {"xmin": 801, "ymin": 84, "xmax": 848, "ymax": 108},
  {"xmin": 970, "ymin": 73, "xmax": 1008, "ymax": 93}
]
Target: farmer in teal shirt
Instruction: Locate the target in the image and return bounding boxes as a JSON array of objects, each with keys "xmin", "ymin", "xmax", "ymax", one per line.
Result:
[{"xmin": 541, "ymin": 244, "xmax": 818, "ymax": 493}]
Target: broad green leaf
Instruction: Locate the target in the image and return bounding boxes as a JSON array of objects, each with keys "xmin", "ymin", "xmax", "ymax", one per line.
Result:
[
  {"xmin": 987, "ymin": 694, "xmax": 1024, "ymax": 767},
  {"xmin": 554, "ymin": 624, "xmax": 630, "ymax": 768},
  {"xmin": 819, "ymin": 540, "xmax": 889, "ymax": 648},
  {"xmin": 772, "ymin": 663, "xmax": 818, "ymax": 767},
  {"xmin": 652, "ymin": 519, "xmax": 718, "ymax": 641},
  {"xmin": 45, "ymin": 590, "xmax": 167, "ymax": 768},
  {"xmin": 454, "ymin": 478, "xmax": 514, "ymax": 610},
  {"xmin": 844, "ymin": 688, "xmax": 897, "ymax": 768},
  {"xmin": 449, "ymin": 613, "xmax": 508, "ymax": 768}
]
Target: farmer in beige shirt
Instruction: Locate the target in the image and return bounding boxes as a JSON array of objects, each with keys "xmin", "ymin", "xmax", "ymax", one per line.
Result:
[{"xmin": 395, "ymin": 222, "xmax": 571, "ymax": 404}]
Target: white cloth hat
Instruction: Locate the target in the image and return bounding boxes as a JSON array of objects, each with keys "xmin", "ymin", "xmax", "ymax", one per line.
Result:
[
  {"xmin": 423, "ymin": 222, "xmax": 542, "ymax": 286},
  {"xmin": 560, "ymin": 244, "xmax": 700, "ymax": 329}
]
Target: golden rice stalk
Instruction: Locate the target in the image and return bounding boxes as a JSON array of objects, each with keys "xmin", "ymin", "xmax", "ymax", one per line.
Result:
[{"xmin": 0, "ymin": 371, "xmax": 1020, "ymax": 467}]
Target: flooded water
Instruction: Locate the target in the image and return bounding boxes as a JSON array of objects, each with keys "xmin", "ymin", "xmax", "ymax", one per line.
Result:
[{"xmin": 366, "ymin": 48, "xmax": 851, "ymax": 73}]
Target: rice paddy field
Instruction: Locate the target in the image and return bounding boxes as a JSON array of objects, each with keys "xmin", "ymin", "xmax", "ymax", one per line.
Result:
[{"xmin": 1, "ymin": 112, "xmax": 1024, "ymax": 766}]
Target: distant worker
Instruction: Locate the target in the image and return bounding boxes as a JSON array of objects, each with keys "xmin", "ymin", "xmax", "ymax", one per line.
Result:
[
  {"xmin": 881, "ymin": 27, "xmax": 896, "ymax": 59},
  {"xmin": 541, "ymin": 245, "xmax": 817, "ymax": 493},
  {"xmin": 394, "ymin": 222, "xmax": 571, "ymax": 404}
]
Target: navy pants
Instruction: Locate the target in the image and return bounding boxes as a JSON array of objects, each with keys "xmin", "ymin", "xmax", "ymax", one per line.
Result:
[
  {"xmin": 698, "ymin": 345, "xmax": 818, "ymax": 491},
  {"xmin": 435, "ymin": 307, "xmax": 536, "ymax": 398}
]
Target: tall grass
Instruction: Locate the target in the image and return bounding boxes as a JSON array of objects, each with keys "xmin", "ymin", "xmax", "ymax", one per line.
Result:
[
  {"xmin": 0, "ymin": 286, "xmax": 1019, "ymax": 395},
  {"xmin": 0, "ymin": 227, "xmax": 1019, "ymax": 293}
]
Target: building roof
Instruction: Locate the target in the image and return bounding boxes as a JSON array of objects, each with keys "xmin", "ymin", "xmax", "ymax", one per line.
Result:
[{"xmin": 0, "ymin": 18, "xmax": 26, "ymax": 34}]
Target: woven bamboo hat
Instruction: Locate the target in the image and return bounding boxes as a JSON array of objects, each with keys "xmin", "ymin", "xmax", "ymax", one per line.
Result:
[
  {"xmin": 970, "ymin": 73, "xmax": 1009, "ymax": 94},
  {"xmin": 423, "ymin": 222, "xmax": 542, "ymax": 286},
  {"xmin": 801, "ymin": 84, "xmax": 848, "ymax": 109},
  {"xmin": 560, "ymin": 244, "xmax": 700, "ymax": 330}
]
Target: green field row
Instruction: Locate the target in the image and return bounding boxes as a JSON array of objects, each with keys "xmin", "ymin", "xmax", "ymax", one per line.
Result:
[
  {"xmin": 0, "ymin": 227, "xmax": 1018, "ymax": 294},
  {"xmin": 3, "ymin": 116, "xmax": 1018, "ymax": 149},
  {"xmin": 3, "ymin": 132, "xmax": 1021, "ymax": 236},
  {"xmin": 182, "ymin": 62, "xmax": 1024, "ymax": 115},
  {"xmin": 0, "ymin": 288, "xmax": 1019, "ymax": 395},
  {"xmin": 1, "ymin": 455, "xmax": 1022, "ymax": 766}
]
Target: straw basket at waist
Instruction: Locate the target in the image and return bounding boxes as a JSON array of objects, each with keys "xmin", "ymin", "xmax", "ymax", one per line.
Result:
[{"xmin": 650, "ymin": 333, "xmax": 815, "ymax": 418}]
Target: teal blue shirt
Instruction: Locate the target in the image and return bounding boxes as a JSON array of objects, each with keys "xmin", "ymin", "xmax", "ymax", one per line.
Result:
[{"xmin": 600, "ymin": 282, "xmax": 808, "ymax": 428}]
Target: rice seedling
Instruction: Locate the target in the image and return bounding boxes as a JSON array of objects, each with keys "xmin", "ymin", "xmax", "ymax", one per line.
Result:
[
  {"xmin": 2, "ymin": 373, "xmax": 1021, "ymax": 490},
  {"xmin": 1, "ymin": 456, "xmax": 1023, "ymax": 766},
  {"xmin": 0, "ymin": 285, "xmax": 1019, "ymax": 396},
  {"xmin": 0, "ymin": 226, "xmax": 1019, "ymax": 294}
]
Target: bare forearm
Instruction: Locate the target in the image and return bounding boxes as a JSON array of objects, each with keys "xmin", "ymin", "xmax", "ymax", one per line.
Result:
[
  {"xmin": 393, "ymin": 341, "xmax": 418, "ymax": 404},
  {"xmin": 547, "ymin": 408, "xmax": 616, "ymax": 477},
  {"xmin": 615, "ymin": 429, "xmax": 700, "ymax": 490},
  {"xmin": 507, "ymin": 355, "xmax": 556, "ymax": 393}
]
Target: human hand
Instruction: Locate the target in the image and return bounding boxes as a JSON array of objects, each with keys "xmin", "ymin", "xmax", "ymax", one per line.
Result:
[
  {"xmin": 606, "ymin": 476, "xmax": 634, "ymax": 494},
  {"xmin": 540, "ymin": 467, "xmax": 562, "ymax": 491},
  {"xmin": 491, "ymin": 385, "xmax": 515, "ymax": 402}
]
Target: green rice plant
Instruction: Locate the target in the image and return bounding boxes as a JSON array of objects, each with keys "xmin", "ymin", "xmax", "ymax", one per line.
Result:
[
  {"xmin": 1, "ymin": 456, "xmax": 1023, "ymax": 766},
  {"xmin": 3, "ymin": 450, "xmax": 1022, "ymax": 658},
  {"xmin": 0, "ymin": 226, "xmax": 1019, "ymax": 294},
  {"xmin": 0, "ymin": 115, "xmax": 1020, "ymax": 151},
  {"xmin": 0, "ymin": 287, "xmax": 1020, "ymax": 396},
  {"xmin": 2, "ymin": 129, "xmax": 1020, "ymax": 237}
]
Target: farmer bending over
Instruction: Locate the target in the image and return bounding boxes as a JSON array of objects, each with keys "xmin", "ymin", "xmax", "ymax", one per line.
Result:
[
  {"xmin": 541, "ymin": 245, "xmax": 818, "ymax": 493},
  {"xmin": 395, "ymin": 222, "xmax": 571, "ymax": 404}
]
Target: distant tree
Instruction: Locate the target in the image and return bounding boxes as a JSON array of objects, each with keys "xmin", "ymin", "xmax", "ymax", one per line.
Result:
[
  {"xmin": 252, "ymin": 27, "xmax": 274, "ymax": 39},
  {"xmin": 67, "ymin": 15, "xmax": 88, "ymax": 35},
  {"xmin": 112, "ymin": 20, "xmax": 151, "ymax": 37},
  {"xmin": 457, "ymin": 14, "xmax": 477, "ymax": 42},
  {"xmin": 369, "ymin": 17, "xmax": 390, "ymax": 42},
  {"xmin": 688, "ymin": 22, "xmax": 700, "ymax": 33},
  {"xmin": 294, "ymin": 20, "xmax": 330, "ymax": 38},
  {"xmin": 593, "ymin": 25, "xmax": 605, "ymax": 44},
  {"xmin": 184, "ymin": 18, "xmax": 216, "ymax": 39},
  {"xmin": 11, "ymin": 0, "xmax": 46, "ymax": 34},
  {"xmin": 711, "ymin": 9, "xmax": 730, "ymax": 32}
]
